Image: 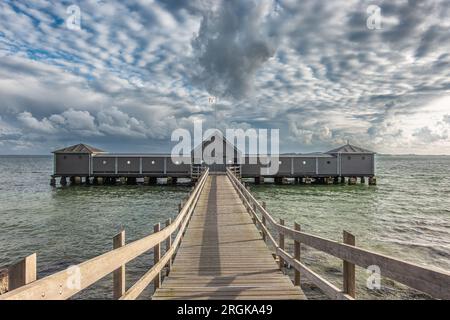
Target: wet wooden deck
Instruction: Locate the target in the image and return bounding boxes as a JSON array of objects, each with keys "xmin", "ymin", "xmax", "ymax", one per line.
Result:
[{"xmin": 153, "ymin": 175, "xmax": 305, "ymax": 300}]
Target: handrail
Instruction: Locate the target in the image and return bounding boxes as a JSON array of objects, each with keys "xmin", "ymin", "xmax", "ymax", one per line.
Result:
[
  {"xmin": 0, "ymin": 168, "xmax": 209, "ymax": 300},
  {"xmin": 226, "ymin": 168, "xmax": 450, "ymax": 300}
]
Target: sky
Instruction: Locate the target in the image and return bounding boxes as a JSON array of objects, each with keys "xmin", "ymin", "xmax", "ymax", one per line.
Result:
[{"xmin": 0, "ymin": 0, "xmax": 450, "ymax": 155}]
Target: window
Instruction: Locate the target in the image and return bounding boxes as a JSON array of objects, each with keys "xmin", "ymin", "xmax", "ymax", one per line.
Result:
[
  {"xmin": 151, "ymin": 160, "xmax": 155, "ymax": 165},
  {"xmin": 127, "ymin": 160, "xmax": 131, "ymax": 165},
  {"xmin": 102, "ymin": 160, "xmax": 107, "ymax": 165},
  {"xmin": 302, "ymin": 161, "xmax": 307, "ymax": 165}
]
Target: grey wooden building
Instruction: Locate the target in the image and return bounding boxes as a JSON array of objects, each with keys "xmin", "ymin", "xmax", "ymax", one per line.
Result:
[{"xmin": 51, "ymin": 136, "xmax": 376, "ymax": 185}]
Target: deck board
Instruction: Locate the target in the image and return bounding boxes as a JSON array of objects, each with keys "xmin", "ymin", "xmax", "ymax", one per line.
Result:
[{"xmin": 153, "ymin": 174, "xmax": 305, "ymax": 300}]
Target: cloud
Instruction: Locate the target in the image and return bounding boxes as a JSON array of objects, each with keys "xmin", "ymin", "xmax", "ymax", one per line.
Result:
[
  {"xmin": 191, "ymin": 0, "xmax": 278, "ymax": 99},
  {"xmin": 0, "ymin": 0, "xmax": 450, "ymax": 154}
]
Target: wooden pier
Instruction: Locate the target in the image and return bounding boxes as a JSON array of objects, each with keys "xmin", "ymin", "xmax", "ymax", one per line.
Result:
[
  {"xmin": 0, "ymin": 168, "xmax": 449, "ymax": 300},
  {"xmin": 153, "ymin": 175, "xmax": 304, "ymax": 300}
]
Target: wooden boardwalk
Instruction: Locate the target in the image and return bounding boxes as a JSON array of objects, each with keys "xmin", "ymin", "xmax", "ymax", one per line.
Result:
[{"xmin": 153, "ymin": 175, "xmax": 305, "ymax": 300}]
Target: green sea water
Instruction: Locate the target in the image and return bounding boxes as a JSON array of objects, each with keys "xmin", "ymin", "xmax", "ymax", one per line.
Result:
[{"xmin": 0, "ymin": 155, "xmax": 449, "ymax": 299}]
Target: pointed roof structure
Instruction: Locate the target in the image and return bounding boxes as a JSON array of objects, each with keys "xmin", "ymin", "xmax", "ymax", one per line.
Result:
[
  {"xmin": 326, "ymin": 143, "xmax": 375, "ymax": 154},
  {"xmin": 52, "ymin": 143, "xmax": 105, "ymax": 154},
  {"xmin": 191, "ymin": 130, "xmax": 242, "ymax": 156}
]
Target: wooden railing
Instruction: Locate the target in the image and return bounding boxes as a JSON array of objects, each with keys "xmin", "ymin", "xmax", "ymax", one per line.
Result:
[
  {"xmin": 0, "ymin": 168, "xmax": 209, "ymax": 300},
  {"xmin": 226, "ymin": 168, "xmax": 450, "ymax": 300}
]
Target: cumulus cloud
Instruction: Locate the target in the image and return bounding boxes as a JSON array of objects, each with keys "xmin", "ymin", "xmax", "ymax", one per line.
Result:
[
  {"xmin": 0, "ymin": 0, "xmax": 450, "ymax": 154},
  {"xmin": 191, "ymin": 0, "xmax": 279, "ymax": 99}
]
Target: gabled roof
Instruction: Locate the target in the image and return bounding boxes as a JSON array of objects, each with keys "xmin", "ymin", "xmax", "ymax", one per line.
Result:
[
  {"xmin": 53, "ymin": 143, "xmax": 105, "ymax": 154},
  {"xmin": 191, "ymin": 130, "xmax": 242, "ymax": 156},
  {"xmin": 326, "ymin": 143, "xmax": 375, "ymax": 154}
]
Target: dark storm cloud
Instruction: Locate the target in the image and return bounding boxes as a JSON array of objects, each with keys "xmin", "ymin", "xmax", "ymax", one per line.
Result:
[{"xmin": 191, "ymin": 0, "xmax": 278, "ymax": 99}]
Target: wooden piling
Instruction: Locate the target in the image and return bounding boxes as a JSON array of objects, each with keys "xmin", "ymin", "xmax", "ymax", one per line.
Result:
[
  {"xmin": 369, "ymin": 176, "xmax": 377, "ymax": 185},
  {"xmin": 153, "ymin": 223, "xmax": 161, "ymax": 292},
  {"xmin": 279, "ymin": 219, "xmax": 285, "ymax": 271},
  {"xmin": 343, "ymin": 231, "xmax": 356, "ymax": 298},
  {"xmin": 262, "ymin": 201, "xmax": 267, "ymax": 242},
  {"xmin": 294, "ymin": 222, "xmax": 301, "ymax": 286},
  {"xmin": 165, "ymin": 219, "xmax": 172, "ymax": 274},
  {"xmin": 60, "ymin": 176, "xmax": 67, "ymax": 186},
  {"xmin": 8, "ymin": 253, "xmax": 37, "ymax": 291},
  {"xmin": 113, "ymin": 231, "xmax": 125, "ymax": 299},
  {"xmin": 0, "ymin": 269, "xmax": 8, "ymax": 294}
]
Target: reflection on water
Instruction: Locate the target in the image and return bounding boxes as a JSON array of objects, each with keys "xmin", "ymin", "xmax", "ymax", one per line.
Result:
[{"xmin": 0, "ymin": 155, "xmax": 449, "ymax": 299}]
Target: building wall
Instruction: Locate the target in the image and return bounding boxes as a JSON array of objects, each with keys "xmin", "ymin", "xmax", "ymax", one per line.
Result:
[
  {"xmin": 142, "ymin": 157, "xmax": 165, "ymax": 173},
  {"xmin": 318, "ymin": 157, "xmax": 338, "ymax": 175},
  {"xmin": 93, "ymin": 157, "xmax": 115, "ymax": 173},
  {"xmin": 166, "ymin": 157, "xmax": 191, "ymax": 174},
  {"xmin": 55, "ymin": 153, "xmax": 90, "ymax": 176},
  {"xmin": 292, "ymin": 157, "xmax": 318, "ymax": 176},
  {"xmin": 117, "ymin": 157, "xmax": 140, "ymax": 173},
  {"xmin": 340, "ymin": 154, "xmax": 374, "ymax": 176}
]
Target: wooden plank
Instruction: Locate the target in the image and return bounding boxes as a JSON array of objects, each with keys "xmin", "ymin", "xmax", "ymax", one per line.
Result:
[
  {"xmin": 154, "ymin": 175, "xmax": 305, "ymax": 300},
  {"xmin": 8, "ymin": 253, "xmax": 37, "ymax": 291},
  {"xmin": 113, "ymin": 231, "xmax": 125, "ymax": 299},
  {"xmin": 343, "ymin": 231, "xmax": 356, "ymax": 298}
]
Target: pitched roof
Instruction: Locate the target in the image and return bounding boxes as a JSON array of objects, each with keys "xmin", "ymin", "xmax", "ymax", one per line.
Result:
[
  {"xmin": 326, "ymin": 143, "xmax": 375, "ymax": 154},
  {"xmin": 53, "ymin": 143, "xmax": 105, "ymax": 154},
  {"xmin": 191, "ymin": 131, "xmax": 242, "ymax": 156}
]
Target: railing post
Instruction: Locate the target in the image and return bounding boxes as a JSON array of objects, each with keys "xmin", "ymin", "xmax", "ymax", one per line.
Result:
[
  {"xmin": 8, "ymin": 253, "xmax": 37, "ymax": 291},
  {"xmin": 178, "ymin": 203, "xmax": 182, "ymax": 213},
  {"xmin": 113, "ymin": 230, "xmax": 126, "ymax": 299},
  {"xmin": 279, "ymin": 219, "xmax": 285, "ymax": 271},
  {"xmin": 294, "ymin": 222, "xmax": 301, "ymax": 286},
  {"xmin": 262, "ymin": 201, "xmax": 267, "ymax": 242},
  {"xmin": 153, "ymin": 223, "xmax": 161, "ymax": 292},
  {"xmin": 165, "ymin": 219, "xmax": 172, "ymax": 275},
  {"xmin": 0, "ymin": 269, "xmax": 7, "ymax": 294},
  {"xmin": 343, "ymin": 230, "xmax": 356, "ymax": 298}
]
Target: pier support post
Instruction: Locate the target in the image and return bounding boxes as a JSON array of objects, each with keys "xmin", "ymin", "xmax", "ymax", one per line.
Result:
[
  {"xmin": 348, "ymin": 177, "xmax": 357, "ymax": 185},
  {"xmin": 262, "ymin": 202, "xmax": 267, "ymax": 242},
  {"xmin": 166, "ymin": 177, "xmax": 173, "ymax": 185},
  {"xmin": 50, "ymin": 177, "xmax": 56, "ymax": 186},
  {"xmin": 305, "ymin": 177, "xmax": 312, "ymax": 184},
  {"xmin": 93, "ymin": 177, "xmax": 99, "ymax": 185},
  {"xmin": 369, "ymin": 176, "xmax": 377, "ymax": 185},
  {"xmin": 8, "ymin": 253, "xmax": 37, "ymax": 291},
  {"xmin": 126, "ymin": 177, "xmax": 137, "ymax": 185},
  {"xmin": 254, "ymin": 176, "xmax": 261, "ymax": 184},
  {"xmin": 360, "ymin": 176, "xmax": 366, "ymax": 184},
  {"xmin": 343, "ymin": 231, "xmax": 356, "ymax": 298},
  {"xmin": 294, "ymin": 222, "xmax": 301, "ymax": 286},
  {"xmin": 153, "ymin": 223, "xmax": 161, "ymax": 292},
  {"xmin": 165, "ymin": 219, "xmax": 172, "ymax": 275},
  {"xmin": 275, "ymin": 177, "xmax": 283, "ymax": 185},
  {"xmin": 340, "ymin": 176, "xmax": 346, "ymax": 184},
  {"xmin": 113, "ymin": 231, "xmax": 125, "ymax": 299},
  {"xmin": 60, "ymin": 177, "xmax": 67, "ymax": 186},
  {"xmin": 85, "ymin": 177, "xmax": 91, "ymax": 185},
  {"xmin": 333, "ymin": 176, "xmax": 340, "ymax": 184},
  {"xmin": 278, "ymin": 219, "xmax": 285, "ymax": 271},
  {"xmin": 171, "ymin": 177, "xmax": 177, "ymax": 185},
  {"xmin": 0, "ymin": 268, "xmax": 7, "ymax": 294},
  {"xmin": 149, "ymin": 177, "xmax": 157, "ymax": 185}
]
